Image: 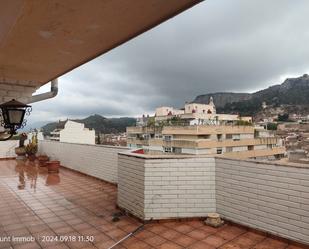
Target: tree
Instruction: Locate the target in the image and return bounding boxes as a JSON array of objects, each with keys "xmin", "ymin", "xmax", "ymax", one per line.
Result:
[
  {"xmin": 278, "ymin": 113, "xmax": 289, "ymax": 122},
  {"xmin": 266, "ymin": 123, "xmax": 277, "ymax": 130}
]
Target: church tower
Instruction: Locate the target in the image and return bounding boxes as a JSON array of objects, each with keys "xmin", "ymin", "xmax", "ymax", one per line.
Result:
[{"xmin": 209, "ymin": 96, "xmax": 216, "ymax": 114}]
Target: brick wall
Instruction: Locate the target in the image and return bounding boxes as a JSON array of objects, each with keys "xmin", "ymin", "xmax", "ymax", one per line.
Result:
[
  {"xmin": 216, "ymin": 158, "xmax": 309, "ymax": 245},
  {"xmin": 118, "ymin": 153, "xmax": 216, "ymax": 220},
  {"xmin": 39, "ymin": 140, "xmax": 128, "ymax": 183}
]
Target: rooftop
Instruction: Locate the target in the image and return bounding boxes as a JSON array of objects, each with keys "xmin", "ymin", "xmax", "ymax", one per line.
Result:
[{"xmin": 0, "ymin": 159, "xmax": 306, "ymax": 249}]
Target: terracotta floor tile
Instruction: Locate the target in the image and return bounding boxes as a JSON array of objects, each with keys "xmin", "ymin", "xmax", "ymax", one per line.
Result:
[
  {"xmin": 231, "ymin": 232, "xmax": 265, "ymax": 249},
  {"xmin": 252, "ymin": 238, "xmax": 288, "ymax": 249},
  {"xmin": 219, "ymin": 242, "xmax": 242, "ymax": 249},
  {"xmin": 53, "ymin": 225, "xmax": 75, "ymax": 235},
  {"xmin": 198, "ymin": 225, "xmax": 218, "ymax": 234},
  {"xmin": 96, "ymin": 239, "xmax": 117, "ymax": 249},
  {"xmin": 215, "ymin": 226, "xmax": 246, "ymax": 241},
  {"xmin": 146, "ymin": 224, "xmax": 169, "ymax": 234},
  {"xmin": 122, "ymin": 224, "xmax": 141, "ymax": 233},
  {"xmin": 286, "ymin": 244, "xmax": 309, "ymax": 249},
  {"xmin": 13, "ymin": 241, "xmax": 41, "ymax": 249},
  {"xmin": 124, "ymin": 240, "xmax": 150, "ymax": 249},
  {"xmin": 0, "ymin": 160, "xmax": 307, "ymax": 249},
  {"xmin": 157, "ymin": 241, "xmax": 183, "ymax": 249},
  {"xmin": 174, "ymin": 224, "xmax": 194, "ymax": 234},
  {"xmin": 174, "ymin": 234, "xmax": 197, "ymax": 247},
  {"xmin": 45, "ymin": 244, "xmax": 70, "ymax": 249},
  {"xmin": 203, "ymin": 234, "xmax": 228, "ymax": 248},
  {"xmin": 106, "ymin": 228, "xmax": 127, "ymax": 240},
  {"xmin": 186, "ymin": 221, "xmax": 204, "ymax": 229},
  {"xmin": 243, "ymin": 231, "xmax": 265, "ymax": 243},
  {"xmin": 189, "ymin": 241, "xmax": 216, "ymax": 249},
  {"xmin": 134, "ymin": 230, "xmax": 155, "ymax": 240},
  {"xmin": 160, "ymin": 229, "xmax": 182, "ymax": 240},
  {"xmin": 188, "ymin": 229, "xmax": 212, "ymax": 240},
  {"xmin": 143, "ymin": 235, "xmax": 166, "ymax": 247},
  {"xmin": 6, "ymin": 228, "xmax": 30, "ymax": 237},
  {"xmin": 120, "ymin": 236, "xmax": 140, "ymax": 247}
]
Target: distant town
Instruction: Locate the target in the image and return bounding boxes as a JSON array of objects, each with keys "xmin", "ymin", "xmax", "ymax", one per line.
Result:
[{"xmin": 36, "ymin": 89, "xmax": 309, "ymax": 165}]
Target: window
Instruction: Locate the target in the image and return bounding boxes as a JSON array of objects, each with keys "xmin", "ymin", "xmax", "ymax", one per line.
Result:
[
  {"xmin": 164, "ymin": 147, "xmax": 172, "ymax": 153},
  {"xmin": 217, "ymin": 134, "xmax": 223, "ymax": 141},
  {"xmin": 267, "ymin": 144, "xmax": 273, "ymax": 149},
  {"xmin": 226, "ymin": 147, "xmax": 233, "ymax": 152},
  {"xmin": 155, "ymin": 134, "xmax": 162, "ymax": 139},
  {"xmin": 172, "ymin": 147, "xmax": 182, "ymax": 154},
  {"xmin": 163, "ymin": 135, "xmax": 172, "ymax": 141},
  {"xmin": 248, "ymin": 145, "xmax": 254, "ymax": 151},
  {"xmin": 143, "ymin": 134, "xmax": 150, "ymax": 140},
  {"xmin": 199, "ymin": 135, "xmax": 210, "ymax": 139},
  {"xmin": 217, "ymin": 148, "xmax": 223, "ymax": 154},
  {"xmin": 233, "ymin": 134, "xmax": 240, "ymax": 141},
  {"xmin": 226, "ymin": 134, "xmax": 232, "ymax": 139}
]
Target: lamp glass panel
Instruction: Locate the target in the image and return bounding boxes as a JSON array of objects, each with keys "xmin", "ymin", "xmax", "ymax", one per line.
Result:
[{"xmin": 8, "ymin": 109, "xmax": 24, "ymax": 125}]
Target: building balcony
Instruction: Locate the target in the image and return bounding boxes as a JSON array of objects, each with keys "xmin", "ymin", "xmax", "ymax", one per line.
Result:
[
  {"xmin": 126, "ymin": 126, "xmax": 157, "ymax": 134},
  {"xmin": 162, "ymin": 125, "xmax": 255, "ymax": 135},
  {"xmin": 149, "ymin": 137, "xmax": 281, "ymax": 149}
]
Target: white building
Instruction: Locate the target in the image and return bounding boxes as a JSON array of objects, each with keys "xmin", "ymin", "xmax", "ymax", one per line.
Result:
[
  {"xmin": 59, "ymin": 120, "xmax": 95, "ymax": 145},
  {"xmin": 47, "ymin": 120, "xmax": 95, "ymax": 144},
  {"xmin": 154, "ymin": 97, "xmax": 252, "ymax": 125}
]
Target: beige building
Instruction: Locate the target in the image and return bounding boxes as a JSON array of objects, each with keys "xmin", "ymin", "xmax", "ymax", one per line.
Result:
[
  {"xmin": 127, "ymin": 99, "xmax": 284, "ymax": 159},
  {"xmin": 127, "ymin": 125, "xmax": 285, "ymax": 159},
  {"xmin": 155, "ymin": 98, "xmax": 252, "ymax": 125}
]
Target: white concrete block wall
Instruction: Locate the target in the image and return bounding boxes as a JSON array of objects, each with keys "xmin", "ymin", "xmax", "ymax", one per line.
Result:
[
  {"xmin": 117, "ymin": 153, "xmax": 216, "ymax": 220},
  {"xmin": 144, "ymin": 156, "xmax": 216, "ymax": 220},
  {"xmin": 216, "ymin": 158, "xmax": 309, "ymax": 245},
  {"xmin": 39, "ymin": 140, "xmax": 128, "ymax": 183},
  {"xmin": 0, "ymin": 140, "xmax": 19, "ymax": 158},
  {"xmin": 118, "ymin": 154, "xmax": 145, "ymax": 219}
]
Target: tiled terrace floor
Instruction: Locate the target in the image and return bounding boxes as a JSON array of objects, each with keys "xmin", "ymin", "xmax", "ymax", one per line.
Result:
[{"xmin": 0, "ymin": 160, "xmax": 307, "ymax": 249}]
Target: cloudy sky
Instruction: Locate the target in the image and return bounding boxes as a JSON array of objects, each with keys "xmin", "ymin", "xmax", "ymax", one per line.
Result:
[{"xmin": 28, "ymin": 0, "xmax": 309, "ymax": 126}]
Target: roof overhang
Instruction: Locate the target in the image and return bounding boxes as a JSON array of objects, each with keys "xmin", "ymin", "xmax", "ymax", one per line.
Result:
[{"xmin": 0, "ymin": 0, "xmax": 202, "ymax": 91}]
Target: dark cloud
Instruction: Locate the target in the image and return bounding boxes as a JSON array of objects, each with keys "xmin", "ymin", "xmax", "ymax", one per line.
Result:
[{"xmin": 28, "ymin": 0, "xmax": 309, "ymax": 125}]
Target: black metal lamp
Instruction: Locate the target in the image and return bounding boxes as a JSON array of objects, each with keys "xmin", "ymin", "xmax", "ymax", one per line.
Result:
[{"xmin": 0, "ymin": 99, "xmax": 32, "ymax": 140}]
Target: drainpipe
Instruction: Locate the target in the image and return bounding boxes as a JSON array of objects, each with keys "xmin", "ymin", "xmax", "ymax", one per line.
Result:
[{"xmin": 27, "ymin": 78, "xmax": 58, "ymax": 104}]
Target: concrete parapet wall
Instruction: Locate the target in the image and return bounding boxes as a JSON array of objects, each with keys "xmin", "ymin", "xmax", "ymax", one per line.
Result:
[
  {"xmin": 0, "ymin": 140, "xmax": 18, "ymax": 158},
  {"xmin": 118, "ymin": 153, "xmax": 216, "ymax": 220},
  {"xmin": 39, "ymin": 140, "xmax": 128, "ymax": 183},
  {"xmin": 216, "ymin": 158, "xmax": 309, "ymax": 245}
]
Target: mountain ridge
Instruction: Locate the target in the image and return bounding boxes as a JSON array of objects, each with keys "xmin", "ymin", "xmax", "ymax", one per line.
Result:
[
  {"xmin": 41, "ymin": 114, "xmax": 136, "ymax": 135},
  {"xmin": 192, "ymin": 74, "xmax": 309, "ymax": 116}
]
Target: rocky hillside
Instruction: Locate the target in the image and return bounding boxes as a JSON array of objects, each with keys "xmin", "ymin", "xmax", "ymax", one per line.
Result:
[
  {"xmin": 41, "ymin": 114, "xmax": 136, "ymax": 135},
  {"xmin": 193, "ymin": 74, "xmax": 309, "ymax": 116},
  {"xmin": 193, "ymin": 92, "xmax": 251, "ymax": 108}
]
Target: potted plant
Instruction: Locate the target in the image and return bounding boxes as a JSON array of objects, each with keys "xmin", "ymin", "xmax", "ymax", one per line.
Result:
[
  {"xmin": 15, "ymin": 133, "xmax": 28, "ymax": 159},
  {"xmin": 25, "ymin": 135, "xmax": 38, "ymax": 161},
  {"xmin": 37, "ymin": 154, "xmax": 49, "ymax": 167},
  {"xmin": 46, "ymin": 160, "xmax": 60, "ymax": 173}
]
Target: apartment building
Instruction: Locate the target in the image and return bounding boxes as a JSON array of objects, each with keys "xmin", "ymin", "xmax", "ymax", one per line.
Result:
[
  {"xmin": 154, "ymin": 97, "xmax": 252, "ymax": 125},
  {"xmin": 49, "ymin": 120, "xmax": 95, "ymax": 145},
  {"xmin": 127, "ymin": 99, "xmax": 285, "ymax": 159}
]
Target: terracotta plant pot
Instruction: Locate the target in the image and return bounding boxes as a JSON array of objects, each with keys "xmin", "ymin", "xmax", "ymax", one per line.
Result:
[
  {"xmin": 27, "ymin": 154, "xmax": 36, "ymax": 161},
  {"xmin": 37, "ymin": 155, "xmax": 49, "ymax": 167},
  {"xmin": 46, "ymin": 174, "xmax": 60, "ymax": 185},
  {"xmin": 15, "ymin": 147, "xmax": 26, "ymax": 160},
  {"xmin": 46, "ymin": 160, "xmax": 60, "ymax": 173}
]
